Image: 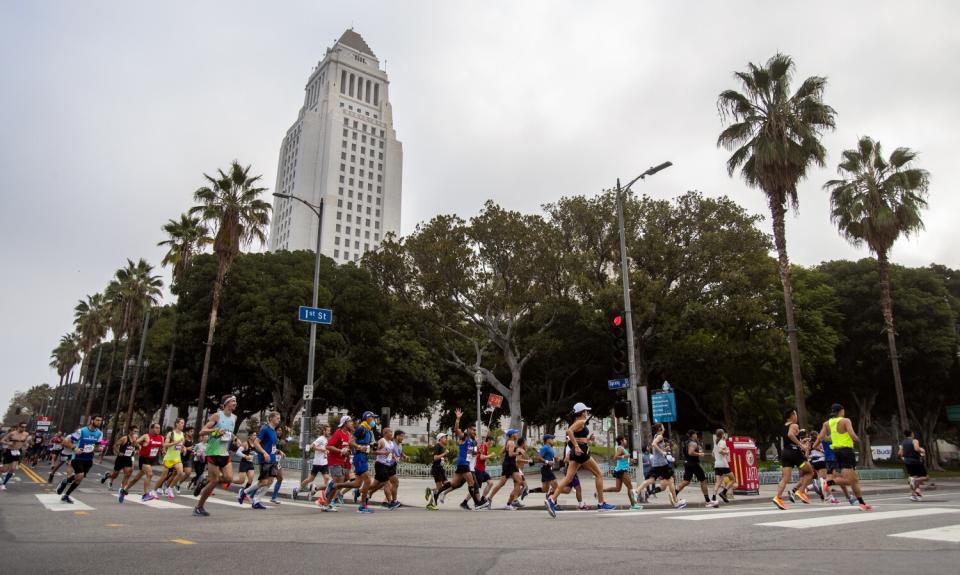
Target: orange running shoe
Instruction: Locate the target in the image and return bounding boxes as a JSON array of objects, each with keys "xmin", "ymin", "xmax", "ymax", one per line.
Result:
[
  {"xmin": 772, "ymin": 496, "xmax": 788, "ymax": 510},
  {"xmin": 858, "ymin": 503, "xmax": 873, "ymax": 511},
  {"xmin": 794, "ymin": 490, "xmax": 810, "ymax": 504}
]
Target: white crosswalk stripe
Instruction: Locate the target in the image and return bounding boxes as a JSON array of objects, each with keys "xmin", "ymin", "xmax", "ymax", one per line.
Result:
[
  {"xmin": 669, "ymin": 505, "xmax": 861, "ymax": 521},
  {"xmin": 36, "ymin": 493, "xmax": 95, "ymax": 511},
  {"xmin": 757, "ymin": 507, "xmax": 960, "ymax": 529},
  {"xmin": 128, "ymin": 496, "xmax": 191, "ymax": 509},
  {"xmin": 890, "ymin": 524, "xmax": 960, "ymax": 543}
]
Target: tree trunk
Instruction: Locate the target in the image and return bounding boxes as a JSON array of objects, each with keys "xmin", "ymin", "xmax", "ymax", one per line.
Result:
[
  {"xmin": 852, "ymin": 391, "xmax": 876, "ymax": 469},
  {"xmin": 99, "ymin": 339, "xmax": 119, "ymax": 418},
  {"xmin": 876, "ymin": 251, "xmax": 909, "ymax": 432},
  {"xmin": 768, "ymin": 196, "xmax": 806, "ymax": 427},
  {"xmin": 109, "ymin": 334, "xmax": 134, "ymax": 443},
  {"xmin": 83, "ymin": 344, "xmax": 103, "ymax": 422},
  {"xmin": 159, "ymin": 327, "xmax": 177, "ymax": 429},
  {"xmin": 194, "ymin": 259, "xmax": 229, "ymax": 434}
]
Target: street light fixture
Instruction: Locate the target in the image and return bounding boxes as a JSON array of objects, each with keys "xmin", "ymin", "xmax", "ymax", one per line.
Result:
[
  {"xmin": 474, "ymin": 370, "xmax": 483, "ymax": 441},
  {"xmin": 274, "ymin": 192, "xmax": 324, "ymax": 483},
  {"xmin": 615, "ymin": 161, "xmax": 672, "ymax": 453}
]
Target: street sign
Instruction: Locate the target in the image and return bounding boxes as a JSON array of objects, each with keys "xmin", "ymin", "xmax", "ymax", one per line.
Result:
[
  {"xmin": 651, "ymin": 391, "xmax": 676, "ymax": 424},
  {"xmin": 303, "ymin": 385, "xmax": 313, "ymax": 401},
  {"xmin": 36, "ymin": 416, "xmax": 51, "ymax": 431},
  {"xmin": 487, "ymin": 394, "xmax": 503, "ymax": 408},
  {"xmin": 298, "ymin": 306, "xmax": 333, "ymax": 325},
  {"xmin": 947, "ymin": 404, "xmax": 960, "ymax": 422},
  {"xmin": 607, "ymin": 378, "xmax": 629, "ymax": 390}
]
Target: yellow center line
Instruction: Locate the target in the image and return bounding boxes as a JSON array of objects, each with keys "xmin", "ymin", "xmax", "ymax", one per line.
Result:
[
  {"xmin": 74, "ymin": 511, "xmax": 89, "ymax": 516},
  {"xmin": 170, "ymin": 538, "xmax": 196, "ymax": 545},
  {"xmin": 20, "ymin": 464, "xmax": 45, "ymax": 484}
]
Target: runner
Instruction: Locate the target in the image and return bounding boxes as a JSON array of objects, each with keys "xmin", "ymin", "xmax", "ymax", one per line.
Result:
[
  {"xmin": 322, "ymin": 415, "xmax": 354, "ymax": 509},
  {"xmin": 27, "ymin": 429, "xmax": 45, "ymax": 467},
  {"xmin": 820, "ymin": 430, "xmax": 852, "ymax": 504},
  {"xmin": 294, "ymin": 424, "xmax": 330, "ymax": 502},
  {"xmin": 424, "ymin": 432, "xmax": 449, "ymax": 510},
  {"xmin": 461, "ymin": 434, "xmax": 493, "ymax": 509},
  {"xmin": 531, "ymin": 434, "xmax": 558, "ymax": 497},
  {"xmin": 601, "ymin": 435, "xmax": 642, "ymax": 509},
  {"xmin": 153, "ymin": 418, "xmax": 188, "ymax": 500},
  {"xmin": 711, "ymin": 429, "xmax": 736, "ymax": 505},
  {"xmin": 187, "ymin": 439, "xmax": 207, "ymax": 491},
  {"xmin": 899, "ymin": 429, "xmax": 928, "ymax": 501},
  {"xmin": 385, "ymin": 429, "xmax": 405, "ymax": 508},
  {"xmin": 816, "ymin": 404, "xmax": 871, "ymax": 511},
  {"xmin": 553, "ymin": 443, "xmax": 588, "ymax": 510},
  {"xmin": 235, "ymin": 436, "xmax": 256, "ymax": 497},
  {"xmin": 268, "ymin": 430, "xmax": 287, "ymax": 504},
  {"xmin": 194, "ymin": 394, "xmax": 238, "ymax": 517},
  {"xmin": 546, "ymin": 403, "xmax": 615, "ymax": 517},
  {"xmin": 56, "ymin": 415, "xmax": 104, "ymax": 503},
  {"xmin": 0, "ymin": 422, "xmax": 30, "ymax": 490},
  {"xmin": 348, "ymin": 412, "xmax": 377, "ymax": 513},
  {"xmin": 515, "ymin": 436, "xmax": 532, "ymax": 505},
  {"xmin": 433, "ymin": 409, "xmax": 488, "ymax": 510},
  {"xmin": 47, "ymin": 431, "xmax": 71, "ymax": 483},
  {"xmin": 676, "ymin": 430, "xmax": 716, "ymax": 508},
  {"xmin": 238, "ymin": 411, "xmax": 280, "ymax": 510},
  {"xmin": 365, "ymin": 427, "xmax": 402, "ymax": 510},
  {"xmin": 101, "ymin": 426, "xmax": 138, "ymax": 493},
  {"xmin": 772, "ymin": 409, "xmax": 814, "ymax": 510},
  {"xmin": 805, "ymin": 432, "xmax": 827, "ymax": 501},
  {"xmin": 121, "ymin": 422, "xmax": 164, "ymax": 502},
  {"xmin": 175, "ymin": 428, "xmax": 195, "ymax": 493},
  {"xmin": 485, "ymin": 429, "xmax": 526, "ymax": 510},
  {"xmin": 635, "ymin": 423, "xmax": 685, "ymax": 509}
]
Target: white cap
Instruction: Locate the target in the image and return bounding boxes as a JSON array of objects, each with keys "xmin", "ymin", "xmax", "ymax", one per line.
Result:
[
  {"xmin": 436, "ymin": 432, "xmax": 448, "ymax": 441},
  {"xmin": 338, "ymin": 415, "xmax": 353, "ymax": 427},
  {"xmin": 573, "ymin": 402, "xmax": 591, "ymax": 414}
]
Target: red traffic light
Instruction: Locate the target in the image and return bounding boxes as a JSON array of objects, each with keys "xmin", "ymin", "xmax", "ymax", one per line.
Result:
[{"xmin": 612, "ymin": 314, "xmax": 623, "ymax": 328}]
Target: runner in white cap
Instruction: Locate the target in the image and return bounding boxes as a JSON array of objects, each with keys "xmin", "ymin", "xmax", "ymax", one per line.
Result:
[{"xmin": 546, "ymin": 402, "xmax": 614, "ymax": 517}]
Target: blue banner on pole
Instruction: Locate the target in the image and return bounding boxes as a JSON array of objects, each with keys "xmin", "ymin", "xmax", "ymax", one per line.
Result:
[
  {"xmin": 298, "ymin": 306, "xmax": 333, "ymax": 325},
  {"xmin": 607, "ymin": 378, "xmax": 629, "ymax": 390},
  {"xmin": 651, "ymin": 391, "xmax": 676, "ymax": 423}
]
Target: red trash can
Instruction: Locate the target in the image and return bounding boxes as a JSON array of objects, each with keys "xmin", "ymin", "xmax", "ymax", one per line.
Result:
[{"xmin": 728, "ymin": 436, "xmax": 760, "ymax": 495}]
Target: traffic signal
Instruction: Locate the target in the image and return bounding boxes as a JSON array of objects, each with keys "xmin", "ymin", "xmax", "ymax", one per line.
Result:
[{"xmin": 610, "ymin": 312, "xmax": 628, "ymax": 377}]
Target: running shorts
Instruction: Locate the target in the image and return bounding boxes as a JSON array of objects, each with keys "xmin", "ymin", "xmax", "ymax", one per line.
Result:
[
  {"xmin": 473, "ymin": 471, "xmax": 490, "ymax": 484},
  {"xmin": 455, "ymin": 464, "xmax": 471, "ymax": 475},
  {"xmin": 258, "ymin": 462, "xmax": 279, "ymax": 481},
  {"xmin": 714, "ymin": 467, "xmax": 731, "ymax": 476},
  {"xmin": 780, "ymin": 447, "xmax": 806, "ymax": 468},
  {"xmin": 353, "ymin": 453, "xmax": 369, "ymax": 475},
  {"xmin": 683, "ymin": 463, "xmax": 706, "ymax": 482},
  {"xmin": 905, "ymin": 462, "xmax": 927, "ymax": 477},
  {"xmin": 182, "ymin": 457, "xmax": 194, "ymax": 469},
  {"xmin": 164, "ymin": 458, "xmax": 182, "ymax": 469},
  {"xmin": 329, "ymin": 465, "xmax": 347, "ymax": 479},
  {"xmin": 70, "ymin": 459, "xmax": 93, "ymax": 475},
  {"xmin": 310, "ymin": 464, "xmax": 329, "ymax": 476},
  {"xmin": 612, "ymin": 469, "xmax": 628, "ymax": 479},
  {"xmin": 431, "ymin": 464, "xmax": 447, "ymax": 484},
  {"xmin": 834, "ymin": 448, "xmax": 856, "ymax": 470},
  {"xmin": 374, "ymin": 462, "xmax": 395, "ymax": 483},
  {"xmin": 113, "ymin": 455, "xmax": 133, "ymax": 471},
  {"xmin": 501, "ymin": 461, "xmax": 519, "ymax": 477},
  {"xmin": 570, "ymin": 473, "xmax": 581, "ymax": 488},
  {"xmin": 826, "ymin": 459, "xmax": 839, "ymax": 474},
  {"xmin": 238, "ymin": 460, "xmax": 255, "ymax": 473},
  {"xmin": 206, "ymin": 455, "xmax": 230, "ymax": 469},
  {"xmin": 541, "ymin": 466, "xmax": 556, "ymax": 482},
  {"xmin": 569, "ymin": 447, "xmax": 591, "ymax": 464},
  {"xmin": 138, "ymin": 456, "xmax": 158, "ymax": 468},
  {"xmin": 811, "ymin": 460, "xmax": 826, "ymax": 471},
  {"xmin": 651, "ymin": 465, "xmax": 673, "ymax": 480},
  {"xmin": 2, "ymin": 450, "xmax": 22, "ymax": 464}
]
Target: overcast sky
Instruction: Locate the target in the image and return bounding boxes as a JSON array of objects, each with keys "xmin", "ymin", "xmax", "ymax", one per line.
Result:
[{"xmin": 2, "ymin": 1, "xmax": 958, "ymax": 415}]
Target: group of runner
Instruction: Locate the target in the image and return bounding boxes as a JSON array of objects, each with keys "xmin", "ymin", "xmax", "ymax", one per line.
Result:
[{"xmin": 0, "ymin": 398, "xmax": 934, "ymax": 516}]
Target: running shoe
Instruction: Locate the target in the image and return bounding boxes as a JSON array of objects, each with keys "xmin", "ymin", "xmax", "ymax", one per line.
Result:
[
  {"xmin": 166, "ymin": 487, "xmax": 175, "ymax": 500},
  {"xmin": 772, "ymin": 496, "xmax": 787, "ymax": 510},
  {"xmin": 718, "ymin": 490, "xmax": 729, "ymax": 503},
  {"xmin": 812, "ymin": 478, "xmax": 823, "ymax": 499},
  {"xmin": 320, "ymin": 505, "xmax": 338, "ymax": 512},
  {"xmin": 118, "ymin": 488, "xmax": 126, "ymax": 503},
  {"xmin": 819, "ymin": 477, "xmax": 830, "ymax": 495},
  {"xmin": 142, "ymin": 492, "xmax": 156, "ymax": 502},
  {"xmin": 520, "ymin": 486, "xmax": 529, "ymax": 501},
  {"xmin": 325, "ymin": 480, "xmax": 336, "ymax": 502},
  {"xmin": 252, "ymin": 501, "xmax": 268, "ymax": 510},
  {"xmin": 512, "ymin": 499, "xmax": 525, "ymax": 508},
  {"xmin": 424, "ymin": 487, "xmax": 432, "ymax": 502},
  {"xmin": 597, "ymin": 502, "xmax": 616, "ymax": 511},
  {"xmin": 193, "ymin": 506, "xmax": 209, "ymax": 516},
  {"xmin": 630, "ymin": 503, "xmax": 644, "ymax": 510},
  {"xmin": 909, "ymin": 495, "xmax": 920, "ymax": 502},
  {"xmin": 238, "ymin": 490, "xmax": 246, "ymax": 505},
  {"xmin": 858, "ymin": 502, "xmax": 873, "ymax": 511},
  {"xmin": 175, "ymin": 485, "xmax": 180, "ymax": 493},
  {"xmin": 0, "ymin": 484, "xmax": 6, "ymax": 491},
  {"xmin": 794, "ymin": 490, "xmax": 810, "ymax": 504},
  {"xmin": 291, "ymin": 487, "xmax": 300, "ymax": 500},
  {"xmin": 578, "ymin": 503, "xmax": 590, "ymax": 510},
  {"xmin": 786, "ymin": 490, "xmax": 796, "ymax": 503},
  {"xmin": 829, "ymin": 496, "xmax": 839, "ymax": 504},
  {"xmin": 270, "ymin": 498, "xmax": 280, "ymax": 505},
  {"xmin": 426, "ymin": 503, "xmax": 439, "ymax": 511},
  {"xmin": 848, "ymin": 496, "xmax": 857, "ymax": 506},
  {"xmin": 674, "ymin": 499, "xmax": 688, "ymax": 509},
  {"xmin": 316, "ymin": 491, "xmax": 328, "ymax": 506},
  {"xmin": 352, "ymin": 488, "xmax": 360, "ymax": 503},
  {"xmin": 545, "ymin": 497, "xmax": 557, "ymax": 518},
  {"xmin": 502, "ymin": 504, "xmax": 516, "ymax": 510},
  {"xmin": 60, "ymin": 495, "xmax": 73, "ymax": 504},
  {"xmin": 460, "ymin": 501, "xmax": 471, "ymax": 511},
  {"xmin": 388, "ymin": 500, "xmax": 402, "ymax": 510},
  {"xmin": 357, "ymin": 506, "xmax": 374, "ymax": 514},
  {"xmin": 706, "ymin": 500, "xmax": 720, "ymax": 508},
  {"xmin": 222, "ymin": 482, "xmax": 230, "ymax": 490},
  {"xmin": 100, "ymin": 474, "xmax": 108, "ymax": 484},
  {"xmin": 475, "ymin": 499, "xmax": 490, "ymax": 510}
]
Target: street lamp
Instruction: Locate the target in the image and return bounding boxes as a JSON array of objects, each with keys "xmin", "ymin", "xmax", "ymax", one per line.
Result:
[
  {"xmin": 615, "ymin": 161, "xmax": 672, "ymax": 453},
  {"xmin": 274, "ymin": 192, "xmax": 324, "ymax": 483},
  {"xmin": 474, "ymin": 370, "xmax": 483, "ymax": 440}
]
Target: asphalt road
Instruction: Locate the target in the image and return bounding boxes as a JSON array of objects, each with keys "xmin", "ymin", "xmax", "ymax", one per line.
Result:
[{"xmin": 2, "ymin": 460, "xmax": 959, "ymax": 574}]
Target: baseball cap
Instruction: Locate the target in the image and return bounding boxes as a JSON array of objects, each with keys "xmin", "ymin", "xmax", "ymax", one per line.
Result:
[
  {"xmin": 338, "ymin": 415, "xmax": 353, "ymax": 427},
  {"xmin": 436, "ymin": 432, "xmax": 448, "ymax": 441},
  {"xmin": 361, "ymin": 411, "xmax": 376, "ymax": 420},
  {"xmin": 543, "ymin": 434, "xmax": 555, "ymax": 441},
  {"xmin": 830, "ymin": 403, "xmax": 844, "ymax": 415},
  {"xmin": 505, "ymin": 428, "xmax": 519, "ymax": 438},
  {"xmin": 572, "ymin": 402, "xmax": 591, "ymax": 414}
]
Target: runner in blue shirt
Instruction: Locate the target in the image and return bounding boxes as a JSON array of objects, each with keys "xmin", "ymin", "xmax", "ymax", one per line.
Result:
[
  {"xmin": 240, "ymin": 412, "xmax": 281, "ymax": 510},
  {"xmin": 56, "ymin": 415, "xmax": 104, "ymax": 503},
  {"xmin": 352, "ymin": 412, "xmax": 378, "ymax": 513},
  {"xmin": 533, "ymin": 435, "xmax": 558, "ymax": 497},
  {"xmin": 434, "ymin": 408, "xmax": 489, "ymax": 510}
]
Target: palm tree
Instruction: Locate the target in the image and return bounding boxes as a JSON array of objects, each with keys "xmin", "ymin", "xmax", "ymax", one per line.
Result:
[
  {"xmin": 717, "ymin": 53, "xmax": 836, "ymax": 426},
  {"xmin": 50, "ymin": 333, "xmax": 81, "ymax": 429},
  {"xmin": 73, "ymin": 292, "xmax": 109, "ymax": 424},
  {"xmin": 824, "ymin": 136, "xmax": 930, "ymax": 430},
  {"xmin": 157, "ymin": 213, "xmax": 210, "ymax": 426},
  {"xmin": 189, "ymin": 161, "xmax": 270, "ymax": 432}
]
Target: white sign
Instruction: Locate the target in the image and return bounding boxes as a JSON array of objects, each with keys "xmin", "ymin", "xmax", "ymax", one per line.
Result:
[
  {"xmin": 871, "ymin": 445, "xmax": 893, "ymax": 461},
  {"xmin": 303, "ymin": 385, "xmax": 313, "ymax": 401}
]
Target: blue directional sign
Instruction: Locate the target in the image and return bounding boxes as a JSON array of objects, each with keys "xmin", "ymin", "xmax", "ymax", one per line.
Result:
[
  {"xmin": 651, "ymin": 391, "xmax": 676, "ymax": 424},
  {"xmin": 298, "ymin": 306, "xmax": 333, "ymax": 325},
  {"xmin": 608, "ymin": 378, "xmax": 629, "ymax": 390}
]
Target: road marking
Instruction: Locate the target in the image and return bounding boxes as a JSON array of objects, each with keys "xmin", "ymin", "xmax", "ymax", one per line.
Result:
[
  {"xmin": 74, "ymin": 511, "xmax": 88, "ymax": 516},
  {"xmin": 20, "ymin": 465, "xmax": 45, "ymax": 484},
  {"xmin": 757, "ymin": 507, "xmax": 960, "ymax": 529},
  {"xmin": 179, "ymin": 493, "xmax": 320, "ymax": 510},
  {"xmin": 594, "ymin": 509, "xmax": 696, "ymax": 518},
  {"xmin": 171, "ymin": 538, "xmax": 196, "ymax": 545},
  {"xmin": 105, "ymin": 523, "xmax": 126, "ymax": 528},
  {"xmin": 129, "ymin": 497, "xmax": 191, "ymax": 509},
  {"xmin": 890, "ymin": 524, "xmax": 960, "ymax": 543},
  {"xmin": 35, "ymin": 494, "xmax": 95, "ymax": 511},
  {"xmin": 669, "ymin": 505, "xmax": 861, "ymax": 521}
]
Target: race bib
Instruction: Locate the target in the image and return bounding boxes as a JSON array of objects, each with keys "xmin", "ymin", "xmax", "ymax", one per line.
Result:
[
  {"xmin": 271, "ymin": 446, "xmax": 277, "ymax": 454},
  {"xmin": 221, "ymin": 431, "xmax": 232, "ymax": 442},
  {"xmin": 82, "ymin": 444, "xmax": 95, "ymax": 453},
  {"xmin": 175, "ymin": 444, "xmax": 183, "ymax": 451},
  {"xmin": 149, "ymin": 448, "xmax": 159, "ymax": 457},
  {"xmin": 124, "ymin": 447, "xmax": 134, "ymax": 457},
  {"xmin": 10, "ymin": 449, "xmax": 20, "ymax": 456}
]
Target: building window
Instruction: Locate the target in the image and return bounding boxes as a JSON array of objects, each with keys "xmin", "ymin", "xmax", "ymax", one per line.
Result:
[
  {"xmin": 339, "ymin": 175, "xmax": 345, "ymax": 183},
  {"xmin": 373, "ymin": 83, "xmax": 380, "ymax": 105},
  {"xmin": 343, "ymin": 118, "xmax": 348, "ymax": 126},
  {"xmin": 349, "ymin": 73, "xmax": 355, "ymax": 97},
  {"xmin": 345, "ymin": 251, "xmax": 350, "ymax": 260},
  {"xmin": 340, "ymin": 163, "xmax": 345, "ymax": 172},
  {"xmin": 337, "ymin": 199, "xmax": 343, "ymax": 207},
  {"xmin": 378, "ymin": 163, "xmax": 382, "ymax": 171},
  {"xmin": 348, "ymin": 190, "xmax": 353, "ymax": 198},
  {"xmin": 365, "ymin": 218, "xmax": 371, "ymax": 226},
  {"xmin": 347, "ymin": 214, "xmax": 352, "ymax": 223},
  {"xmin": 376, "ymin": 198, "xmax": 381, "ymax": 206},
  {"xmin": 354, "ymin": 254, "xmax": 359, "ymax": 262},
  {"xmin": 346, "ymin": 226, "xmax": 351, "ymax": 234},
  {"xmin": 338, "ymin": 187, "xmax": 344, "ymax": 196},
  {"xmin": 377, "ymin": 175, "xmax": 382, "ymax": 182},
  {"xmin": 343, "ymin": 128, "xmax": 348, "ymax": 137},
  {"xmin": 375, "ymin": 209, "xmax": 380, "ymax": 217},
  {"xmin": 365, "ymin": 231, "xmax": 370, "ymax": 239},
  {"xmin": 349, "ymin": 167, "xmax": 354, "ymax": 175},
  {"xmin": 379, "ymin": 141, "xmax": 384, "ymax": 149},
  {"xmin": 362, "ymin": 135, "xmax": 367, "ymax": 143},
  {"xmin": 365, "ymin": 243, "xmax": 369, "ymax": 251},
  {"xmin": 375, "ymin": 222, "xmax": 380, "ymax": 230},
  {"xmin": 350, "ymin": 154, "xmax": 355, "ymax": 162},
  {"xmin": 375, "ymin": 233, "xmax": 380, "ymax": 241},
  {"xmin": 336, "ymin": 211, "xmax": 342, "ymax": 220},
  {"xmin": 366, "ymin": 207, "xmax": 371, "ymax": 215},
  {"xmin": 334, "ymin": 236, "xmax": 340, "ymax": 245},
  {"xmin": 334, "ymin": 249, "xmax": 340, "ymax": 258},
  {"xmin": 354, "ymin": 240, "xmax": 360, "ymax": 249},
  {"xmin": 340, "ymin": 152, "xmax": 346, "ymax": 160},
  {"xmin": 377, "ymin": 186, "xmax": 382, "ymax": 193},
  {"xmin": 347, "ymin": 202, "xmax": 352, "ymax": 210},
  {"xmin": 335, "ymin": 224, "xmax": 341, "ymax": 232},
  {"xmin": 368, "ymin": 183, "xmax": 373, "ymax": 191},
  {"xmin": 380, "ymin": 129, "xmax": 385, "ymax": 137}
]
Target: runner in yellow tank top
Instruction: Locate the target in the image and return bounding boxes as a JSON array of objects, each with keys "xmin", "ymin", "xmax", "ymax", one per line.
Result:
[
  {"xmin": 153, "ymin": 418, "xmax": 187, "ymax": 501},
  {"xmin": 816, "ymin": 403, "xmax": 871, "ymax": 511}
]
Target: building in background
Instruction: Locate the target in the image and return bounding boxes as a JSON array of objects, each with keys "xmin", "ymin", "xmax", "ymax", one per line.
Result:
[{"xmin": 269, "ymin": 29, "xmax": 402, "ymax": 261}]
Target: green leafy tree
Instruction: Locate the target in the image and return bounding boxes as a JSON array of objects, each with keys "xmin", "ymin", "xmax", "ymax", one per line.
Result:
[
  {"xmin": 717, "ymin": 53, "xmax": 836, "ymax": 426},
  {"xmin": 189, "ymin": 161, "xmax": 271, "ymax": 432},
  {"xmin": 3, "ymin": 384, "xmax": 53, "ymax": 425},
  {"xmin": 824, "ymin": 136, "xmax": 931, "ymax": 429},
  {"xmin": 50, "ymin": 333, "xmax": 81, "ymax": 429},
  {"xmin": 72, "ymin": 292, "xmax": 109, "ymax": 425}
]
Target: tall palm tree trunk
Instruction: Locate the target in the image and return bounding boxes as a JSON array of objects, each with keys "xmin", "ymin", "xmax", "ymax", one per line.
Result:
[
  {"xmin": 877, "ymin": 251, "xmax": 908, "ymax": 431},
  {"xmin": 99, "ymin": 339, "xmax": 119, "ymax": 417},
  {"xmin": 194, "ymin": 261, "xmax": 228, "ymax": 433},
  {"xmin": 769, "ymin": 198, "xmax": 807, "ymax": 426},
  {"xmin": 56, "ymin": 369, "xmax": 73, "ymax": 430},
  {"xmin": 159, "ymin": 315, "xmax": 178, "ymax": 429},
  {"xmin": 109, "ymin": 334, "xmax": 135, "ymax": 443},
  {"xmin": 52, "ymin": 373, "xmax": 65, "ymax": 421}
]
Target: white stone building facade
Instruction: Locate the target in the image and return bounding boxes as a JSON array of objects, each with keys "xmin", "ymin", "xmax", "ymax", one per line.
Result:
[{"xmin": 269, "ymin": 29, "xmax": 402, "ymax": 261}]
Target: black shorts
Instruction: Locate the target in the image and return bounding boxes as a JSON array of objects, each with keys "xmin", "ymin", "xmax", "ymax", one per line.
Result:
[
  {"xmin": 374, "ymin": 462, "xmax": 396, "ymax": 483},
  {"xmin": 70, "ymin": 458, "xmax": 93, "ymax": 475},
  {"xmin": 239, "ymin": 460, "xmax": 255, "ymax": 473},
  {"xmin": 258, "ymin": 462, "xmax": 279, "ymax": 481},
  {"xmin": 905, "ymin": 462, "xmax": 928, "ymax": 477},
  {"xmin": 501, "ymin": 462, "xmax": 519, "ymax": 477},
  {"xmin": 473, "ymin": 471, "xmax": 490, "ymax": 484},
  {"xmin": 569, "ymin": 447, "xmax": 591, "ymax": 464},
  {"xmin": 652, "ymin": 465, "xmax": 673, "ymax": 480},
  {"xmin": 714, "ymin": 467, "xmax": 731, "ymax": 476},
  {"xmin": 683, "ymin": 463, "xmax": 706, "ymax": 482},
  {"xmin": 826, "ymin": 459, "xmax": 840, "ymax": 473},
  {"xmin": 811, "ymin": 460, "xmax": 826, "ymax": 471},
  {"xmin": 455, "ymin": 464, "xmax": 471, "ymax": 475},
  {"xmin": 114, "ymin": 456, "xmax": 133, "ymax": 471},
  {"xmin": 193, "ymin": 459, "xmax": 207, "ymax": 475},
  {"xmin": 2, "ymin": 450, "xmax": 22, "ymax": 464},
  {"xmin": 310, "ymin": 464, "xmax": 329, "ymax": 476},
  {"xmin": 781, "ymin": 448, "xmax": 806, "ymax": 468},
  {"xmin": 834, "ymin": 448, "xmax": 857, "ymax": 470},
  {"xmin": 138, "ymin": 456, "xmax": 157, "ymax": 468},
  {"xmin": 182, "ymin": 457, "xmax": 193, "ymax": 469},
  {"xmin": 613, "ymin": 469, "xmax": 629, "ymax": 479},
  {"xmin": 431, "ymin": 465, "xmax": 447, "ymax": 484},
  {"xmin": 541, "ymin": 466, "xmax": 556, "ymax": 482},
  {"xmin": 206, "ymin": 455, "xmax": 230, "ymax": 469}
]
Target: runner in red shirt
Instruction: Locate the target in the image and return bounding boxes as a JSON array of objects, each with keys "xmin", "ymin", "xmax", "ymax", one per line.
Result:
[
  {"xmin": 120, "ymin": 423, "xmax": 164, "ymax": 502},
  {"xmin": 322, "ymin": 416, "xmax": 354, "ymax": 507},
  {"xmin": 461, "ymin": 435, "xmax": 494, "ymax": 506}
]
